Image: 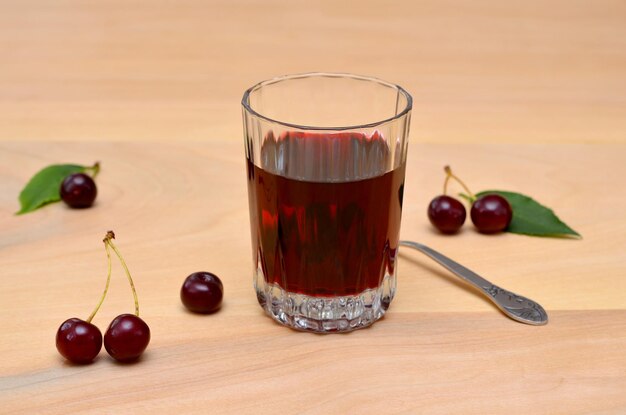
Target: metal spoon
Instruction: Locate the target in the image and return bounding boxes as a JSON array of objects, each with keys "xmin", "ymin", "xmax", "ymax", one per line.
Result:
[{"xmin": 399, "ymin": 240, "xmax": 548, "ymax": 325}]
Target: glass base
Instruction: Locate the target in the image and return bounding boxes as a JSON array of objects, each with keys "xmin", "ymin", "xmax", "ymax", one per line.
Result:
[{"xmin": 254, "ymin": 270, "xmax": 396, "ymax": 333}]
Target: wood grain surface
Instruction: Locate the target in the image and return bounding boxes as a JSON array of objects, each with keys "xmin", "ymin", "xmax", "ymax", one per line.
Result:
[
  {"xmin": 2, "ymin": 1, "xmax": 626, "ymax": 412},
  {"xmin": 1, "ymin": 0, "xmax": 626, "ymax": 143},
  {"xmin": 1, "ymin": 141, "xmax": 626, "ymax": 413}
]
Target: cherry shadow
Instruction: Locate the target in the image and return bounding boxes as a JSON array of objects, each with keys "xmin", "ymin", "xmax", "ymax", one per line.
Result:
[
  {"xmin": 180, "ymin": 304, "xmax": 225, "ymax": 316},
  {"xmin": 109, "ymin": 353, "xmax": 149, "ymax": 366}
]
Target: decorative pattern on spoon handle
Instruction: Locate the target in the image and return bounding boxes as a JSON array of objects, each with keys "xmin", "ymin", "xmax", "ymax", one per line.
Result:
[{"xmin": 482, "ymin": 284, "xmax": 548, "ymax": 325}]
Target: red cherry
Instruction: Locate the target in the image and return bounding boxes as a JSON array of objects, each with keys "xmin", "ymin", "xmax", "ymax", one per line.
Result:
[
  {"xmin": 56, "ymin": 318, "xmax": 102, "ymax": 364},
  {"xmin": 60, "ymin": 173, "xmax": 97, "ymax": 208},
  {"xmin": 471, "ymin": 194, "xmax": 513, "ymax": 233},
  {"xmin": 104, "ymin": 314, "xmax": 150, "ymax": 362},
  {"xmin": 181, "ymin": 272, "xmax": 223, "ymax": 313},
  {"xmin": 428, "ymin": 195, "xmax": 467, "ymax": 234}
]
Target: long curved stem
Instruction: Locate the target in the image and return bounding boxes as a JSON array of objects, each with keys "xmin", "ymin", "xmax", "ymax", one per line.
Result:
[
  {"xmin": 86, "ymin": 240, "xmax": 112, "ymax": 323},
  {"xmin": 106, "ymin": 238, "xmax": 140, "ymax": 317},
  {"xmin": 444, "ymin": 165, "xmax": 475, "ymax": 200},
  {"xmin": 443, "ymin": 174, "xmax": 451, "ymax": 195}
]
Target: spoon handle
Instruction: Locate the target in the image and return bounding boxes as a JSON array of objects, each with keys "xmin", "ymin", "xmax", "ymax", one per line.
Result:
[{"xmin": 399, "ymin": 240, "xmax": 548, "ymax": 325}]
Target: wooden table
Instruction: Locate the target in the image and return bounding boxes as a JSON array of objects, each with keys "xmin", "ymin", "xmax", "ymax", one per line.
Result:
[
  {"xmin": 2, "ymin": 1, "xmax": 626, "ymax": 414},
  {"xmin": 1, "ymin": 141, "xmax": 626, "ymax": 413}
]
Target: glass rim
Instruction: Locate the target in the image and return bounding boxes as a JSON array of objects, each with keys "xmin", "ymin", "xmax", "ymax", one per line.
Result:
[{"xmin": 241, "ymin": 72, "xmax": 413, "ymax": 131}]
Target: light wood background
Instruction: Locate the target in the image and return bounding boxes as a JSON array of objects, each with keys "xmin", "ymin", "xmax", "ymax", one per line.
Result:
[
  {"xmin": 1, "ymin": 0, "xmax": 625, "ymax": 143},
  {"xmin": 1, "ymin": 1, "xmax": 626, "ymax": 414}
]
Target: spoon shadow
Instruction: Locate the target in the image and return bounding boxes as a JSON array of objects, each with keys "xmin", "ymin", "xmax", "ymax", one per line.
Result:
[{"xmin": 398, "ymin": 251, "xmax": 496, "ymax": 309}]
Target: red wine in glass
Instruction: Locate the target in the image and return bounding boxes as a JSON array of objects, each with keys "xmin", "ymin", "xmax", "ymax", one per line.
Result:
[{"xmin": 246, "ymin": 131, "xmax": 405, "ymax": 297}]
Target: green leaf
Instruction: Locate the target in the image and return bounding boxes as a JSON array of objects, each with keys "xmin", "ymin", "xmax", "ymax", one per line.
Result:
[
  {"xmin": 475, "ymin": 190, "xmax": 581, "ymax": 238},
  {"xmin": 16, "ymin": 164, "xmax": 87, "ymax": 215}
]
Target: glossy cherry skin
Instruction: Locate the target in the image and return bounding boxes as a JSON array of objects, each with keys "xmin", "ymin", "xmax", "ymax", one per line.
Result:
[
  {"xmin": 56, "ymin": 318, "xmax": 103, "ymax": 364},
  {"xmin": 104, "ymin": 314, "xmax": 150, "ymax": 362},
  {"xmin": 470, "ymin": 194, "xmax": 513, "ymax": 233},
  {"xmin": 427, "ymin": 195, "xmax": 467, "ymax": 234},
  {"xmin": 60, "ymin": 173, "xmax": 97, "ymax": 208},
  {"xmin": 181, "ymin": 272, "xmax": 223, "ymax": 313}
]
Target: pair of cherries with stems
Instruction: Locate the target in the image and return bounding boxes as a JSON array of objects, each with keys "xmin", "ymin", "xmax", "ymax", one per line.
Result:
[
  {"xmin": 428, "ymin": 166, "xmax": 513, "ymax": 234},
  {"xmin": 56, "ymin": 231, "xmax": 150, "ymax": 364}
]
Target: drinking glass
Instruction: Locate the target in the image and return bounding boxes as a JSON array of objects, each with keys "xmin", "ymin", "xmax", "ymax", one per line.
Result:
[{"xmin": 242, "ymin": 73, "xmax": 412, "ymax": 333}]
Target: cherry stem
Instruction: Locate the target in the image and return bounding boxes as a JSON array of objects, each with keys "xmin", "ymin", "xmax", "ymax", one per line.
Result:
[
  {"xmin": 104, "ymin": 231, "xmax": 140, "ymax": 317},
  {"xmin": 444, "ymin": 165, "xmax": 475, "ymax": 200},
  {"xmin": 86, "ymin": 239, "xmax": 112, "ymax": 323},
  {"xmin": 443, "ymin": 175, "xmax": 451, "ymax": 195},
  {"xmin": 86, "ymin": 162, "xmax": 100, "ymax": 179}
]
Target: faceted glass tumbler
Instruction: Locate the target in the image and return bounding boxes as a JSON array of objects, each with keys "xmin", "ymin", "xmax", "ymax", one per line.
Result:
[{"xmin": 242, "ymin": 73, "xmax": 412, "ymax": 333}]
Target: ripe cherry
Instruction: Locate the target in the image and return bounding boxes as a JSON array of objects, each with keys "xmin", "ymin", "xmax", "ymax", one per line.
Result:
[
  {"xmin": 104, "ymin": 314, "xmax": 150, "ymax": 362},
  {"xmin": 181, "ymin": 272, "xmax": 224, "ymax": 313},
  {"xmin": 428, "ymin": 195, "xmax": 466, "ymax": 234},
  {"xmin": 60, "ymin": 173, "xmax": 97, "ymax": 208},
  {"xmin": 55, "ymin": 231, "xmax": 150, "ymax": 365},
  {"xmin": 56, "ymin": 318, "xmax": 102, "ymax": 364},
  {"xmin": 55, "ymin": 229, "xmax": 110, "ymax": 364},
  {"xmin": 101, "ymin": 231, "xmax": 150, "ymax": 362},
  {"xmin": 471, "ymin": 194, "xmax": 513, "ymax": 233}
]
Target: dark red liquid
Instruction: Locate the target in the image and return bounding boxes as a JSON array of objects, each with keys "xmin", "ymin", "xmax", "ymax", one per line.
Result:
[{"xmin": 246, "ymin": 131, "xmax": 405, "ymax": 297}]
